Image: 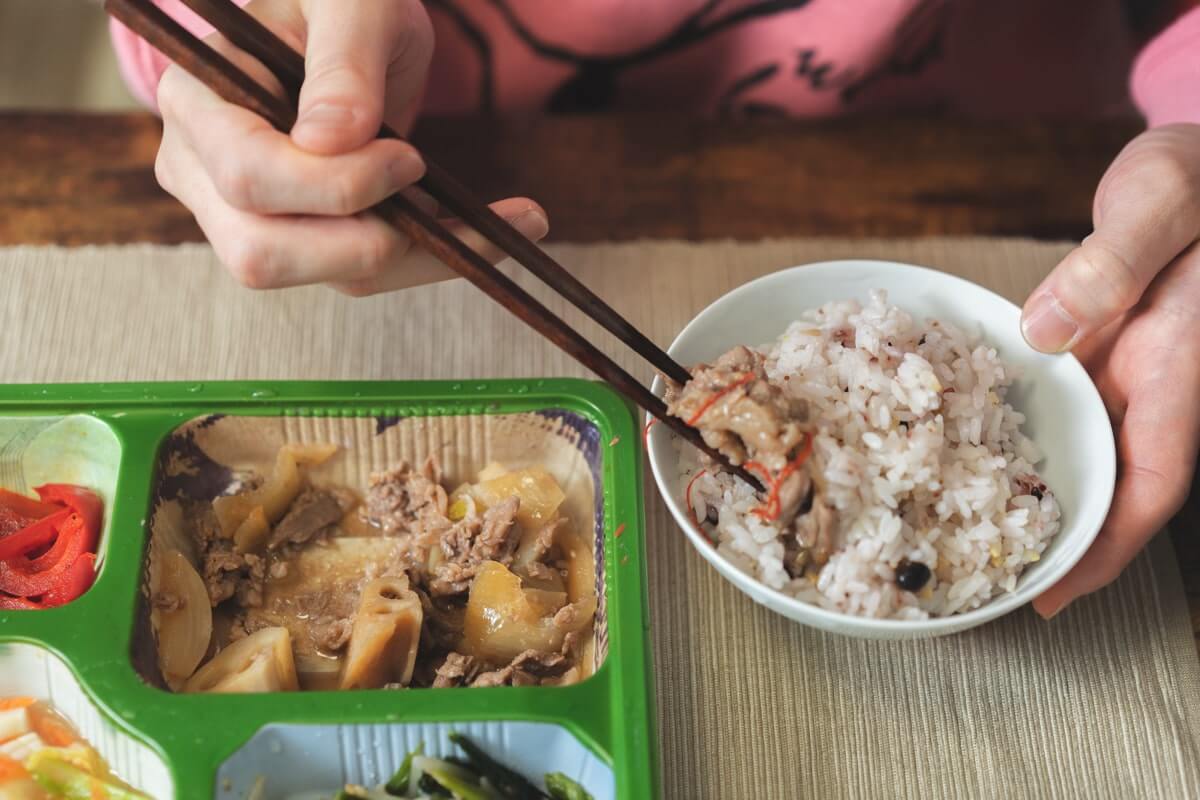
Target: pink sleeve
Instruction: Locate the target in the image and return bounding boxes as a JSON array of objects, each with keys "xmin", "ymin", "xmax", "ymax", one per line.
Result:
[
  {"xmin": 1131, "ymin": 6, "xmax": 1200, "ymax": 127},
  {"xmin": 109, "ymin": 0, "xmax": 247, "ymax": 112}
]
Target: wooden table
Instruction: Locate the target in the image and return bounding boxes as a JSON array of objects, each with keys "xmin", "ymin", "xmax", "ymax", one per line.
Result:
[{"xmin": 2, "ymin": 111, "xmax": 1195, "ymax": 649}]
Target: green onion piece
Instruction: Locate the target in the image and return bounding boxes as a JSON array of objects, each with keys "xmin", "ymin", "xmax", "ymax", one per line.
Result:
[
  {"xmin": 448, "ymin": 732, "xmax": 549, "ymax": 799},
  {"xmin": 423, "ymin": 763, "xmax": 492, "ymax": 800},
  {"xmin": 385, "ymin": 741, "xmax": 425, "ymax": 795},
  {"xmin": 544, "ymin": 773, "xmax": 594, "ymax": 800}
]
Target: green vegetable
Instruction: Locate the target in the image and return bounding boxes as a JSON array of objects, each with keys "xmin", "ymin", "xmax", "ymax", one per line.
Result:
[
  {"xmin": 544, "ymin": 773, "xmax": 593, "ymax": 800},
  {"xmin": 448, "ymin": 732, "xmax": 549, "ymax": 799},
  {"xmin": 423, "ymin": 762, "xmax": 492, "ymax": 800},
  {"xmin": 385, "ymin": 741, "xmax": 425, "ymax": 795},
  {"xmin": 26, "ymin": 752, "xmax": 149, "ymax": 800},
  {"xmin": 418, "ymin": 773, "xmax": 453, "ymax": 798},
  {"xmin": 334, "ymin": 788, "xmax": 371, "ymax": 800}
]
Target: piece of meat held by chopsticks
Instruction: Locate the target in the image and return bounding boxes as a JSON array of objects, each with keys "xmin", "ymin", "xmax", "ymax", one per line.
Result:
[{"xmin": 666, "ymin": 345, "xmax": 818, "ymax": 531}]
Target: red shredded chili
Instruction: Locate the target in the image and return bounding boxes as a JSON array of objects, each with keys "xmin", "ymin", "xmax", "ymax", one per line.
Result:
[
  {"xmin": 747, "ymin": 434, "xmax": 814, "ymax": 522},
  {"xmin": 643, "ymin": 418, "xmax": 657, "ymax": 448},
  {"xmin": 614, "ymin": 523, "xmax": 626, "ymax": 538},
  {"xmin": 686, "ymin": 372, "xmax": 755, "ymax": 426}
]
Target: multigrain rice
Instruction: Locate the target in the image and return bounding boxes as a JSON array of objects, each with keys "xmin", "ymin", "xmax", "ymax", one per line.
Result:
[{"xmin": 678, "ymin": 291, "xmax": 1059, "ymax": 619}]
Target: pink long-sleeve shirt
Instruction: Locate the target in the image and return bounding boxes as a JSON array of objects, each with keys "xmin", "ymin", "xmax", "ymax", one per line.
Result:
[{"xmin": 112, "ymin": 1, "xmax": 1200, "ymax": 126}]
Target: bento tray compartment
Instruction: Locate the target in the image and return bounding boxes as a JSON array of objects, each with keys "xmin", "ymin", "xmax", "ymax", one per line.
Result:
[
  {"xmin": 0, "ymin": 414, "xmax": 122, "ymax": 578},
  {"xmin": 217, "ymin": 720, "xmax": 614, "ymax": 800},
  {"xmin": 0, "ymin": 641, "xmax": 173, "ymax": 797},
  {"xmin": 133, "ymin": 411, "xmax": 610, "ymax": 688}
]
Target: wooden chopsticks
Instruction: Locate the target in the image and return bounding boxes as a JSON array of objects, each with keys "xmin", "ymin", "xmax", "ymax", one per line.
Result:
[{"xmin": 103, "ymin": 0, "xmax": 764, "ymax": 490}]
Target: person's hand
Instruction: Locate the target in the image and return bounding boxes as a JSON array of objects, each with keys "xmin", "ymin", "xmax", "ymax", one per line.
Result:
[
  {"xmin": 154, "ymin": 0, "xmax": 547, "ymax": 296},
  {"xmin": 1021, "ymin": 123, "xmax": 1200, "ymax": 618}
]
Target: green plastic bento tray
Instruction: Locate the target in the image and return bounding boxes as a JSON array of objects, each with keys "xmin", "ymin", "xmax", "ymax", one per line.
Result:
[{"xmin": 0, "ymin": 379, "xmax": 658, "ymax": 800}]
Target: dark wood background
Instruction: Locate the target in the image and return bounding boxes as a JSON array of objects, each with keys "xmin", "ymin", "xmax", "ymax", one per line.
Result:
[{"xmin": 2, "ymin": 111, "xmax": 1193, "ymax": 649}]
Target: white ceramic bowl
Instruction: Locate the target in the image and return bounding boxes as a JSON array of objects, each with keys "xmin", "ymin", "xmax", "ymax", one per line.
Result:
[{"xmin": 647, "ymin": 260, "xmax": 1116, "ymax": 639}]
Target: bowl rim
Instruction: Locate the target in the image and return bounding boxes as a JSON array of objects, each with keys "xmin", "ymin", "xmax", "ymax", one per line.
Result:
[{"xmin": 647, "ymin": 258, "xmax": 1117, "ymax": 633}]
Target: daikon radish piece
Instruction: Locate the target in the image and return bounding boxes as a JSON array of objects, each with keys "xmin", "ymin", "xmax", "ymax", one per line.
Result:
[
  {"xmin": 476, "ymin": 468, "xmax": 565, "ymax": 529},
  {"xmin": 463, "ymin": 561, "xmax": 596, "ymax": 663}
]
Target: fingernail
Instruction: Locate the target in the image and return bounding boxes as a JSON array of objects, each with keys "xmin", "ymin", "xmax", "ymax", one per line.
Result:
[
  {"xmin": 1022, "ymin": 291, "xmax": 1079, "ymax": 353},
  {"xmin": 510, "ymin": 208, "xmax": 549, "ymax": 241},
  {"xmin": 1038, "ymin": 598, "xmax": 1068, "ymax": 620},
  {"xmin": 296, "ymin": 102, "xmax": 356, "ymax": 133},
  {"xmin": 390, "ymin": 148, "xmax": 426, "ymax": 186}
]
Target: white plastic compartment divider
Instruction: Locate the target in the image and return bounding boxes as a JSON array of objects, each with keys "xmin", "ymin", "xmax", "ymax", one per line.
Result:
[{"xmin": 216, "ymin": 720, "xmax": 615, "ymax": 799}]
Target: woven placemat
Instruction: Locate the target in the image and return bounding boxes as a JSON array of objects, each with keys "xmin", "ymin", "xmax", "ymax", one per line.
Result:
[{"xmin": 4, "ymin": 238, "xmax": 1199, "ymax": 799}]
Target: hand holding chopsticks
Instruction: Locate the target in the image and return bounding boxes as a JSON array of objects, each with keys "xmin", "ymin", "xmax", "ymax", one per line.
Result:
[{"xmin": 103, "ymin": 0, "xmax": 764, "ymax": 490}]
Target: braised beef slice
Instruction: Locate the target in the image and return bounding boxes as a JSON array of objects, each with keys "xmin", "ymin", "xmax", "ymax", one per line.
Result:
[
  {"xmin": 522, "ymin": 517, "xmax": 563, "ymax": 565},
  {"xmin": 201, "ymin": 543, "xmax": 266, "ymax": 607},
  {"xmin": 364, "ymin": 457, "xmax": 451, "ymax": 537},
  {"xmin": 786, "ymin": 499, "xmax": 837, "ymax": 577},
  {"xmin": 427, "ymin": 496, "xmax": 521, "ymax": 597},
  {"xmin": 775, "ymin": 470, "xmax": 813, "ymax": 531},
  {"xmin": 521, "ymin": 561, "xmax": 561, "ymax": 584},
  {"xmin": 552, "ymin": 602, "xmax": 582, "ymax": 630},
  {"xmin": 665, "ymin": 345, "xmax": 808, "ymax": 471},
  {"xmin": 432, "ymin": 651, "xmax": 479, "ymax": 688},
  {"xmin": 269, "ymin": 489, "xmax": 344, "ymax": 549},
  {"xmin": 469, "ymin": 649, "xmax": 569, "ymax": 688}
]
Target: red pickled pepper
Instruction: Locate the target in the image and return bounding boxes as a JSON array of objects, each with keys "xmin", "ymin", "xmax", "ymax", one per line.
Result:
[
  {"xmin": 40, "ymin": 553, "xmax": 98, "ymax": 608},
  {"xmin": 0, "ymin": 509, "xmax": 70, "ymax": 561},
  {"xmin": 0, "ymin": 488, "xmax": 61, "ymax": 526},
  {"xmin": 0, "ymin": 484, "xmax": 102, "ymax": 608},
  {"xmin": 0, "ymin": 505, "xmax": 32, "ymax": 537},
  {"xmin": 34, "ymin": 484, "xmax": 102, "ymax": 536},
  {"xmin": 0, "ymin": 595, "xmax": 44, "ymax": 611}
]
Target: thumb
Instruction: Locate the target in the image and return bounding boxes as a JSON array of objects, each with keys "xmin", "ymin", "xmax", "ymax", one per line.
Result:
[
  {"xmin": 292, "ymin": 0, "xmax": 432, "ymax": 154},
  {"xmin": 1021, "ymin": 126, "xmax": 1200, "ymax": 353}
]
